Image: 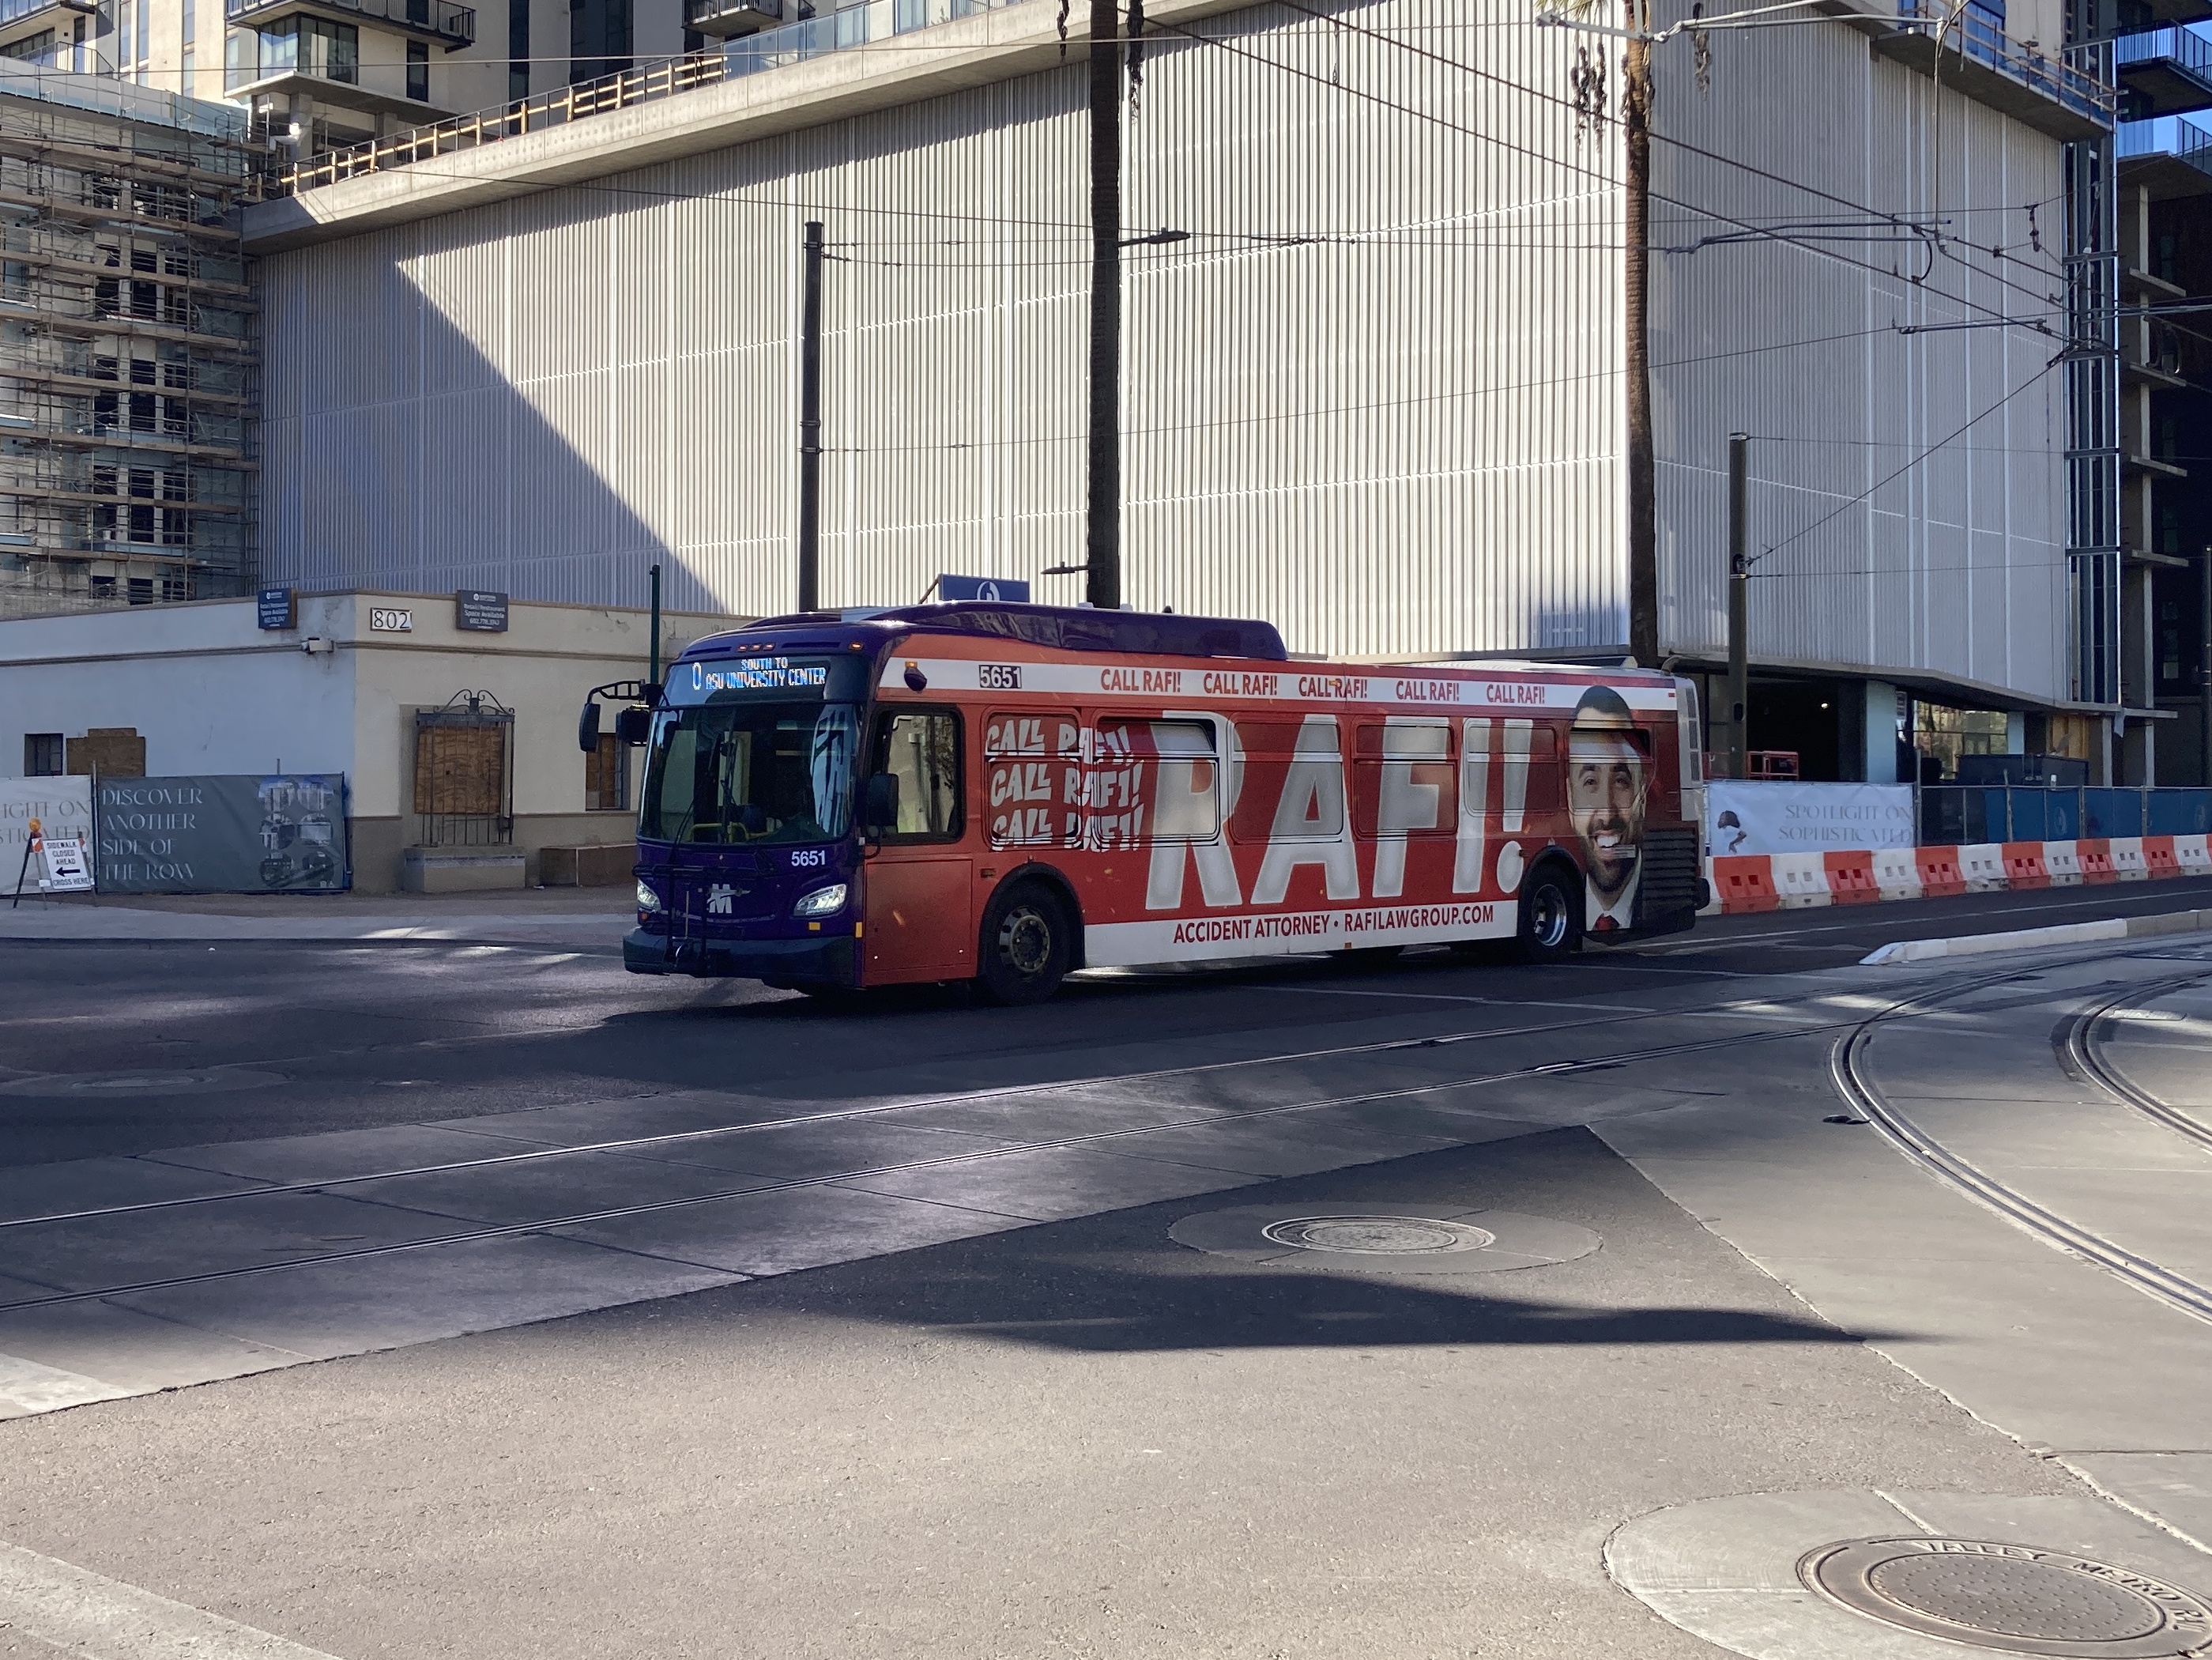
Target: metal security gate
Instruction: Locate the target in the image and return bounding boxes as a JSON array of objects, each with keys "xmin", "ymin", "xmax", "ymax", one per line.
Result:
[{"xmin": 413, "ymin": 691, "xmax": 514, "ymax": 847}]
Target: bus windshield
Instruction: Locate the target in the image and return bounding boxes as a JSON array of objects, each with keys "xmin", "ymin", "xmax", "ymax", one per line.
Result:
[{"xmin": 641, "ymin": 701, "xmax": 861, "ymax": 845}]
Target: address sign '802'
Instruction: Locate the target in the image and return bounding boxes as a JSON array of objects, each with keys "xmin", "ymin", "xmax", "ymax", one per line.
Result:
[{"xmin": 369, "ymin": 608, "xmax": 414, "ymax": 633}]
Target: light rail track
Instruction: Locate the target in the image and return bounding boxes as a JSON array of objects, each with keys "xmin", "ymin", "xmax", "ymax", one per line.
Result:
[
  {"xmin": 2058, "ymin": 981, "xmax": 2212, "ymax": 1155},
  {"xmin": 16, "ymin": 938, "xmax": 2206, "ymax": 1321},
  {"xmin": 1832, "ymin": 957, "xmax": 2212, "ymax": 1327}
]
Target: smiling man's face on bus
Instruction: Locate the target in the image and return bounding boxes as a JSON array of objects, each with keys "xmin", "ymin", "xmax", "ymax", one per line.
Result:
[{"xmin": 1568, "ymin": 689, "xmax": 1647, "ymax": 931}]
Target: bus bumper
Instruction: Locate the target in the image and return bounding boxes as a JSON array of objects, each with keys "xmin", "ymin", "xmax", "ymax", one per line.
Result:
[{"xmin": 624, "ymin": 929, "xmax": 857, "ymax": 989}]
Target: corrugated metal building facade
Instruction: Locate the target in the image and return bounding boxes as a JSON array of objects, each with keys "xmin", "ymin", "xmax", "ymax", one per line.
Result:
[
  {"xmin": 1652, "ymin": 5, "xmax": 2070, "ymax": 709},
  {"xmin": 252, "ymin": 0, "xmax": 2075, "ymax": 709}
]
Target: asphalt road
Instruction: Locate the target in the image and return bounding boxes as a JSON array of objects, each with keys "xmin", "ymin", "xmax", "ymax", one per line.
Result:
[
  {"xmin": 0, "ymin": 879, "xmax": 2208, "ymax": 1659},
  {"xmin": 6, "ymin": 875, "xmax": 2210, "ymax": 1168}
]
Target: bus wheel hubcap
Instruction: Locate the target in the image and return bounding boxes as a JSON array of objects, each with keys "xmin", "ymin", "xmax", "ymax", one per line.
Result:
[
  {"xmin": 1000, "ymin": 910, "xmax": 1051, "ymax": 975},
  {"xmin": 1532, "ymin": 886, "xmax": 1567, "ymax": 946}
]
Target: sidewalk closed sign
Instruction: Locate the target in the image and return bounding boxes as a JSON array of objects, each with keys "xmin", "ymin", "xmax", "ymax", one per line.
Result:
[{"xmin": 40, "ymin": 836, "xmax": 92, "ymax": 892}]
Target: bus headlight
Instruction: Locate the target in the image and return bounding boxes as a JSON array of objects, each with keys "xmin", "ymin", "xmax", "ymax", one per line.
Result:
[
  {"xmin": 635, "ymin": 880, "xmax": 662, "ymax": 914},
  {"xmin": 792, "ymin": 882, "xmax": 848, "ymax": 919}
]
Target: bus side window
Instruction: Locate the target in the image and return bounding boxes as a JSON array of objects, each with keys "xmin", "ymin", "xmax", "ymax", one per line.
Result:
[
  {"xmin": 874, "ymin": 711, "xmax": 962, "ymax": 841},
  {"xmin": 1138, "ymin": 719, "xmax": 1219, "ymax": 842},
  {"xmin": 1524, "ymin": 723, "xmax": 1562, "ymax": 815},
  {"xmin": 1230, "ymin": 715, "xmax": 1344, "ymax": 843},
  {"xmin": 984, "ymin": 711, "xmax": 1079, "ymax": 847},
  {"xmin": 1352, "ymin": 719, "xmax": 1454, "ymax": 837}
]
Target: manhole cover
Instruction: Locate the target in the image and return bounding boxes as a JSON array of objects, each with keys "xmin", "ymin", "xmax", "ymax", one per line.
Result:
[
  {"xmin": 1170, "ymin": 1203, "xmax": 1599, "ymax": 1274},
  {"xmin": 1802, "ymin": 1536, "xmax": 2212, "ymax": 1657},
  {"xmin": 0, "ymin": 1069, "xmax": 286, "ymax": 1098},
  {"xmin": 1260, "ymin": 1215, "xmax": 1496, "ymax": 1254}
]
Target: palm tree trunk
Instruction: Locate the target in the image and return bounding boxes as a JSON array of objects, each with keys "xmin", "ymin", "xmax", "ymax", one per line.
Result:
[{"xmin": 1623, "ymin": 18, "xmax": 1657, "ymax": 667}]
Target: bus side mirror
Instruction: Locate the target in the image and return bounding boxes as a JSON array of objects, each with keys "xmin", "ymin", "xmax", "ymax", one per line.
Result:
[
  {"xmin": 577, "ymin": 700, "xmax": 601, "ymax": 754},
  {"xmin": 614, "ymin": 707, "xmax": 653, "ymax": 746},
  {"xmin": 863, "ymin": 772, "xmax": 900, "ymax": 836}
]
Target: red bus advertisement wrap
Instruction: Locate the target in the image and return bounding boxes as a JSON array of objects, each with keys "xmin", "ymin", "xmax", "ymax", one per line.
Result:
[
  {"xmin": 899, "ymin": 651, "xmax": 1689, "ymax": 968},
  {"xmin": 614, "ymin": 605, "xmax": 1705, "ymax": 1002}
]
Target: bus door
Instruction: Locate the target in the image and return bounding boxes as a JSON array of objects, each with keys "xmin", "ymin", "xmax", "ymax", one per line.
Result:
[{"xmin": 862, "ymin": 707, "xmax": 973, "ymax": 983}]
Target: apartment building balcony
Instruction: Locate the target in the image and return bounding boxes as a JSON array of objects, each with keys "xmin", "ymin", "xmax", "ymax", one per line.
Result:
[
  {"xmin": 2116, "ymin": 0, "xmax": 2212, "ymax": 30},
  {"xmin": 0, "ymin": 0, "xmax": 95, "ymax": 56},
  {"xmin": 2117, "ymin": 24, "xmax": 2212, "ymax": 116},
  {"xmin": 225, "ymin": 25, "xmax": 451, "ymax": 125},
  {"xmin": 225, "ymin": 0, "xmax": 473, "ymax": 47},
  {"xmin": 2118, "ymin": 112, "xmax": 2212, "ymax": 197},
  {"xmin": 683, "ymin": 0, "xmax": 778, "ymax": 39},
  {"xmin": 2123, "ymin": 447, "xmax": 2190, "ymax": 479},
  {"xmin": 725, "ymin": 0, "xmax": 1031, "ymax": 78},
  {"xmin": 1810, "ymin": 0, "xmax": 2117, "ymax": 139},
  {"xmin": 2121, "ymin": 337, "xmax": 2188, "ymax": 389}
]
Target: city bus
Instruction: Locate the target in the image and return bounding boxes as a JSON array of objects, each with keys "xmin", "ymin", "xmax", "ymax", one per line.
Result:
[{"xmin": 587, "ymin": 602, "xmax": 1706, "ymax": 1003}]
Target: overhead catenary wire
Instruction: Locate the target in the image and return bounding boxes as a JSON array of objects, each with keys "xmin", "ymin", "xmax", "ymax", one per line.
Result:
[
  {"xmin": 1748, "ymin": 357, "xmax": 2065, "ymax": 577},
  {"xmin": 1134, "ymin": 5, "xmax": 2074, "ymax": 343}
]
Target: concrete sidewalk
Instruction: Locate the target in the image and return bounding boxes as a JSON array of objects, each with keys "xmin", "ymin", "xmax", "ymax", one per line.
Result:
[{"xmin": 0, "ymin": 887, "xmax": 632, "ymax": 948}]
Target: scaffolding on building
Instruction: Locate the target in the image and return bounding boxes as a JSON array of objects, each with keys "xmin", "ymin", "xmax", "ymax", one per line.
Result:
[{"xmin": 0, "ymin": 68, "xmax": 259, "ymax": 620}]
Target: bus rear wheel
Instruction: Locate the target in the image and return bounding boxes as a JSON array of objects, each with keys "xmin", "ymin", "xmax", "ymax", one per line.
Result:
[
  {"xmin": 1517, "ymin": 861, "xmax": 1583, "ymax": 964},
  {"xmin": 976, "ymin": 881, "xmax": 1072, "ymax": 1005}
]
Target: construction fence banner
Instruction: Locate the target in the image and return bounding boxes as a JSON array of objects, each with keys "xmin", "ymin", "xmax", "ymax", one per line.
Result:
[
  {"xmin": 2, "ymin": 775, "xmax": 96, "ymax": 896},
  {"xmin": 96, "ymin": 775, "xmax": 350, "ymax": 894},
  {"xmin": 1705, "ymin": 781, "xmax": 1916, "ymax": 859}
]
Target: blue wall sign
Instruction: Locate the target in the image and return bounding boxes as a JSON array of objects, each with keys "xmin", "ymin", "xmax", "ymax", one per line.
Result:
[
  {"xmin": 937, "ymin": 575, "xmax": 1031, "ymax": 603},
  {"xmin": 257, "ymin": 587, "xmax": 294, "ymax": 630}
]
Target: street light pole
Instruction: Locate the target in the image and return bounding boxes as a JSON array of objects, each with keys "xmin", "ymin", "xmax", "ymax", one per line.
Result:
[
  {"xmin": 1726, "ymin": 432, "xmax": 1750, "ymax": 782},
  {"xmin": 797, "ymin": 219, "xmax": 825, "ymax": 614},
  {"xmin": 1083, "ymin": 0, "xmax": 1123, "ymax": 612},
  {"xmin": 2200, "ymin": 545, "xmax": 2211, "ymax": 787}
]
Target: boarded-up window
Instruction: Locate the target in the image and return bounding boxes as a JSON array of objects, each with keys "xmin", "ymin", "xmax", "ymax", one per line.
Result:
[
  {"xmin": 414, "ymin": 695, "xmax": 513, "ymax": 847},
  {"xmin": 65, "ymin": 726, "xmax": 145, "ymax": 778},
  {"xmin": 585, "ymin": 733, "xmax": 628, "ymax": 812}
]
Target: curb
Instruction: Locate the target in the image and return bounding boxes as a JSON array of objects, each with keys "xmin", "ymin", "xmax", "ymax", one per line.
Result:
[{"xmin": 1860, "ymin": 907, "xmax": 2212, "ymax": 964}]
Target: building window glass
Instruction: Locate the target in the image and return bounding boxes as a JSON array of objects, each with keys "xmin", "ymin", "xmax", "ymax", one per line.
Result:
[
  {"xmin": 255, "ymin": 17, "xmax": 355, "ymax": 81},
  {"xmin": 568, "ymin": 0, "xmax": 631, "ymax": 84},
  {"xmin": 0, "ymin": 30, "xmax": 57, "ymax": 62},
  {"xmin": 1914, "ymin": 704, "xmax": 2010, "ymax": 781},
  {"xmin": 507, "ymin": 0, "xmax": 527, "ymax": 99},
  {"xmin": 24, "ymin": 734, "xmax": 64, "ymax": 777},
  {"xmin": 405, "ymin": 38, "xmax": 428, "ymax": 100},
  {"xmin": 301, "ymin": 16, "xmax": 356, "ymax": 78}
]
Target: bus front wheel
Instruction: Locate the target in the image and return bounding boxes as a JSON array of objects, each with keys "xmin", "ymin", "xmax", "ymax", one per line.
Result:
[
  {"xmin": 1517, "ymin": 861, "xmax": 1583, "ymax": 964},
  {"xmin": 977, "ymin": 881, "xmax": 1072, "ymax": 1005}
]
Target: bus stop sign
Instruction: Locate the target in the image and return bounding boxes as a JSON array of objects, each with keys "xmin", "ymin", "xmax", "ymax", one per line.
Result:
[{"xmin": 938, "ymin": 575, "xmax": 1031, "ymax": 603}]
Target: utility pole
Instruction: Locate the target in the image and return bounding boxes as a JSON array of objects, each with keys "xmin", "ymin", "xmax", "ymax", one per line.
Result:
[
  {"xmin": 797, "ymin": 219, "xmax": 825, "ymax": 614},
  {"xmin": 1726, "ymin": 432, "xmax": 1749, "ymax": 781},
  {"xmin": 2201, "ymin": 545, "xmax": 2211, "ymax": 787},
  {"xmin": 1083, "ymin": 0, "xmax": 1123, "ymax": 612},
  {"xmin": 648, "ymin": 561, "xmax": 661, "ymax": 687},
  {"xmin": 1623, "ymin": 0, "xmax": 1657, "ymax": 668}
]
